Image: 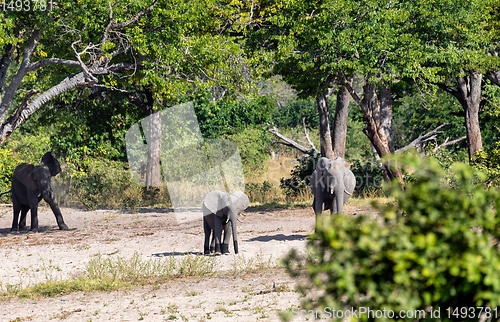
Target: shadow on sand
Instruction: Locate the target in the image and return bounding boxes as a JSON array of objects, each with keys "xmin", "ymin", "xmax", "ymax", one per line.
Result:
[{"xmin": 245, "ymin": 234, "xmax": 308, "ymax": 242}]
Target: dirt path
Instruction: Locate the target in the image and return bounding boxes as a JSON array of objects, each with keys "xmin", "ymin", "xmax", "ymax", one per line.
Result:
[
  {"xmin": 0, "ymin": 204, "xmax": 330, "ymax": 321},
  {"xmin": 0, "ymin": 203, "xmax": 369, "ymax": 321}
]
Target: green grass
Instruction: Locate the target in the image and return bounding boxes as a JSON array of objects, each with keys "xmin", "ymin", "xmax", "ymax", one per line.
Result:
[{"xmin": 0, "ymin": 251, "xmax": 282, "ymax": 301}]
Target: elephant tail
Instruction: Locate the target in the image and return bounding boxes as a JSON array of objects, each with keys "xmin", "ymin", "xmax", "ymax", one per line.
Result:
[{"xmin": 0, "ymin": 190, "xmax": 11, "ymax": 197}]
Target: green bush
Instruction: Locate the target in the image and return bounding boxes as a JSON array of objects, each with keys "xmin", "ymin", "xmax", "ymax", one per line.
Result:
[
  {"xmin": 280, "ymin": 151, "xmax": 319, "ymax": 196},
  {"xmin": 0, "ymin": 148, "xmax": 22, "ymax": 200},
  {"xmin": 63, "ymin": 158, "xmax": 143, "ymax": 210},
  {"xmin": 228, "ymin": 126, "xmax": 271, "ymax": 180},
  {"xmin": 283, "ymin": 154, "xmax": 500, "ymax": 321},
  {"xmin": 350, "ymin": 153, "xmax": 385, "ymax": 197},
  {"xmin": 474, "ymin": 141, "xmax": 500, "ymax": 186}
]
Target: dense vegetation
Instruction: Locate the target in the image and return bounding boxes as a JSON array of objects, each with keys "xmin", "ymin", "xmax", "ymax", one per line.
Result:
[{"xmin": 1, "ymin": 0, "xmax": 500, "ymax": 315}]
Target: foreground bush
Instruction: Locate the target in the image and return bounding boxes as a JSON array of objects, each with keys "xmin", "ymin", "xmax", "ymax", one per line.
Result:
[{"xmin": 283, "ymin": 155, "xmax": 500, "ymax": 321}]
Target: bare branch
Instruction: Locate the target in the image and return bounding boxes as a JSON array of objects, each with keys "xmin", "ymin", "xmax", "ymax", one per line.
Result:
[
  {"xmin": 395, "ymin": 123, "xmax": 450, "ymax": 154},
  {"xmin": 26, "ymin": 58, "xmax": 81, "ymax": 72},
  {"xmin": 0, "ymin": 30, "xmax": 40, "ymax": 124},
  {"xmin": 433, "ymin": 136, "xmax": 467, "ymax": 153},
  {"xmin": 302, "ymin": 117, "xmax": 317, "ymax": 151},
  {"xmin": 268, "ymin": 126, "xmax": 319, "ymax": 155}
]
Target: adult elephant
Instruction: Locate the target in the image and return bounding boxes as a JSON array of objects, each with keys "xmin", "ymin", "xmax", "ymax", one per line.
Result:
[
  {"xmin": 310, "ymin": 157, "xmax": 355, "ymax": 225},
  {"xmin": 10, "ymin": 151, "xmax": 68, "ymax": 232},
  {"xmin": 202, "ymin": 190, "xmax": 249, "ymax": 255}
]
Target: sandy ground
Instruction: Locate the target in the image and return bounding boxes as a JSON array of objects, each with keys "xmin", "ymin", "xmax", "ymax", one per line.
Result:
[{"xmin": 0, "ymin": 203, "xmax": 345, "ymax": 321}]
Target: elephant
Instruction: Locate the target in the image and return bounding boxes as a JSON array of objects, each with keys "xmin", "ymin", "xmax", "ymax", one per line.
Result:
[
  {"xmin": 310, "ymin": 157, "xmax": 355, "ymax": 225},
  {"xmin": 9, "ymin": 151, "xmax": 68, "ymax": 232},
  {"xmin": 202, "ymin": 190, "xmax": 249, "ymax": 255}
]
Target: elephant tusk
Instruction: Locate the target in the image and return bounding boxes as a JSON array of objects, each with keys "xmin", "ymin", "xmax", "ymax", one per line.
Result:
[{"xmin": 344, "ymin": 189, "xmax": 352, "ymax": 196}]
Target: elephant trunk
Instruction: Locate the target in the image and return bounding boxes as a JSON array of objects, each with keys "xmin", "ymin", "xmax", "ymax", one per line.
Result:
[
  {"xmin": 231, "ymin": 213, "xmax": 239, "ymax": 254},
  {"xmin": 335, "ymin": 186, "xmax": 344, "ymax": 213}
]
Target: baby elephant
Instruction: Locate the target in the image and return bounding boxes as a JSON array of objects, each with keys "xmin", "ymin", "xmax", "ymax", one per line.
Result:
[
  {"xmin": 202, "ymin": 190, "xmax": 249, "ymax": 255},
  {"xmin": 10, "ymin": 151, "xmax": 68, "ymax": 232}
]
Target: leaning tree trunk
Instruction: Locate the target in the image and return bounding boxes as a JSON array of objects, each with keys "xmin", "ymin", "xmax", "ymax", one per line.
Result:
[
  {"xmin": 0, "ymin": 71, "xmax": 92, "ymax": 144},
  {"xmin": 332, "ymin": 85, "xmax": 350, "ymax": 159},
  {"xmin": 316, "ymin": 93, "xmax": 335, "ymax": 160}
]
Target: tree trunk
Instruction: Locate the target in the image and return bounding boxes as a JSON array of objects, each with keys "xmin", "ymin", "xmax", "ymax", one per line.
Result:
[
  {"xmin": 338, "ymin": 73, "xmax": 403, "ymax": 183},
  {"xmin": 458, "ymin": 72, "xmax": 483, "ymax": 161},
  {"xmin": 145, "ymin": 109, "xmax": 163, "ymax": 188},
  {"xmin": 332, "ymin": 86, "xmax": 350, "ymax": 159},
  {"xmin": 440, "ymin": 71, "xmax": 483, "ymax": 162},
  {"xmin": 0, "ymin": 71, "xmax": 91, "ymax": 144},
  {"xmin": 316, "ymin": 93, "xmax": 334, "ymax": 160}
]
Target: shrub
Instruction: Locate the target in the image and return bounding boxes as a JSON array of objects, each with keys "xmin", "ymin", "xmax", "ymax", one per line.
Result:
[
  {"xmin": 283, "ymin": 154, "xmax": 500, "ymax": 321},
  {"xmin": 473, "ymin": 140, "xmax": 500, "ymax": 186},
  {"xmin": 350, "ymin": 154, "xmax": 385, "ymax": 197},
  {"xmin": 62, "ymin": 158, "xmax": 142, "ymax": 210},
  {"xmin": 0, "ymin": 148, "xmax": 22, "ymax": 199},
  {"xmin": 228, "ymin": 127, "xmax": 271, "ymax": 180},
  {"xmin": 280, "ymin": 151, "xmax": 319, "ymax": 196}
]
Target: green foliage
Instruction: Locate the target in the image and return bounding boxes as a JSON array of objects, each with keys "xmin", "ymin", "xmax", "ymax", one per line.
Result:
[
  {"xmin": 474, "ymin": 141, "xmax": 500, "ymax": 186},
  {"xmin": 194, "ymin": 94, "xmax": 275, "ymax": 139},
  {"xmin": 0, "ymin": 148, "xmax": 21, "ymax": 198},
  {"xmin": 350, "ymin": 154, "xmax": 385, "ymax": 197},
  {"xmin": 228, "ymin": 126, "xmax": 271, "ymax": 179},
  {"xmin": 393, "ymin": 90, "xmax": 465, "ymax": 152},
  {"xmin": 63, "ymin": 158, "xmax": 142, "ymax": 210},
  {"xmin": 272, "ymin": 99, "xmax": 318, "ymax": 129},
  {"xmin": 284, "ymin": 154, "xmax": 500, "ymax": 319},
  {"xmin": 280, "ymin": 151, "xmax": 319, "ymax": 196}
]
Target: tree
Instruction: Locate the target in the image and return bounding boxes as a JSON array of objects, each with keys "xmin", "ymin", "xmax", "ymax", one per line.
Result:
[
  {"xmin": 409, "ymin": 0, "xmax": 500, "ymax": 161},
  {"xmin": 244, "ymin": 0, "xmax": 352, "ymax": 160},
  {"xmin": 0, "ymin": 0, "xmax": 158, "ymax": 144},
  {"xmin": 1, "ymin": 0, "xmax": 253, "ymax": 188}
]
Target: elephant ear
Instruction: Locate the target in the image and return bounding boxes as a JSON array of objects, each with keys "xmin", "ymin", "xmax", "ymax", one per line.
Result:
[
  {"xmin": 232, "ymin": 191, "xmax": 249, "ymax": 212},
  {"xmin": 217, "ymin": 192, "xmax": 234, "ymax": 217},
  {"xmin": 41, "ymin": 151, "xmax": 61, "ymax": 176},
  {"xmin": 13, "ymin": 163, "xmax": 37, "ymax": 190},
  {"xmin": 203, "ymin": 190, "xmax": 225, "ymax": 214}
]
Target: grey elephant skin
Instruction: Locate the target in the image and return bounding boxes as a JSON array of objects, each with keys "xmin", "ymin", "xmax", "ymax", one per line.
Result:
[
  {"xmin": 202, "ymin": 190, "xmax": 249, "ymax": 255},
  {"xmin": 310, "ymin": 157, "xmax": 355, "ymax": 223},
  {"xmin": 10, "ymin": 151, "xmax": 68, "ymax": 232}
]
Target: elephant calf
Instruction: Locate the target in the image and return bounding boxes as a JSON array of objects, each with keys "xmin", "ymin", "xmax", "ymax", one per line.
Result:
[
  {"xmin": 310, "ymin": 157, "xmax": 355, "ymax": 225},
  {"xmin": 202, "ymin": 190, "xmax": 249, "ymax": 255},
  {"xmin": 10, "ymin": 151, "xmax": 68, "ymax": 232}
]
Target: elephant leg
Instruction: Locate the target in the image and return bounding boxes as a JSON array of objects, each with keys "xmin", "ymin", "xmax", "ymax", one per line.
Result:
[
  {"xmin": 29, "ymin": 205, "xmax": 39, "ymax": 232},
  {"xmin": 42, "ymin": 187, "xmax": 68, "ymax": 230},
  {"xmin": 18, "ymin": 205, "xmax": 29, "ymax": 231},
  {"xmin": 221, "ymin": 221, "xmax": 231, "ymax": 254},
  {"xmin": 203, "ymin": 217, "xmax": 212, "ymax": 255},
  {"xmin": 11, "ymin": 204, "xmax": 21, "ymax": 231},
  {"xmin": 210, "ymin": 233, "xmax": 215, "ymax": 253},
  {"xmin": 213, "ymin": 217, "xmax": 223, "ymax": 255},
  {"xmin": 313, "ymin": 196, "xmax": 325, "ymax": 230}
]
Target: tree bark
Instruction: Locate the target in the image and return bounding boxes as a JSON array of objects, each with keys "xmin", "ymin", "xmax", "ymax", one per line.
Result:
[
  {"xmin": 0, "ymin": 72, "xmax": 92, "ymax": 144},
  {"xmin": 316, "ymin": 93, "xmax": 334, "ymax": 160},
  {"xmin": 332, "ymin": 86, "xmax": 350, "ymax": 159},
  {"xmin": 439, "ymin": 71, "xmax": 483, "ymax": 161},
  {"xmin": 338, "ymin": 73, "xmax": 403, "ymax": 183},
  {"xmin": 145, "ymin": 109, "xmax": 163, "ymax": 188}
]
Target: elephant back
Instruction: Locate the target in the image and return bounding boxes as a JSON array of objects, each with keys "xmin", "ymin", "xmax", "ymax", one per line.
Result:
[{"xmin": 13, "ymin": 163, "xmax": 37, "ymax": 190}]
